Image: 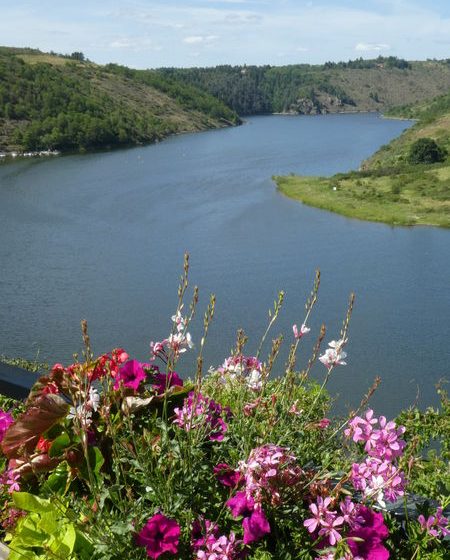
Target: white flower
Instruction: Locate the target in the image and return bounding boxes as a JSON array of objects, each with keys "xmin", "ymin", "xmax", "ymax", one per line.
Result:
[
  {"xmin": 293, "ymin": 323, "xmax": 311, "ymax": 339},
  {"xmin": 247, "ymin": 369, "xmax": 262, "ymax": 391}
]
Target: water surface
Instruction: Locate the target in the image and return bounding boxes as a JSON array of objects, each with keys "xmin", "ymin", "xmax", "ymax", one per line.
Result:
[{"xmin": 1, "ymin": 113, "xmax": 448, "ymax": 417}]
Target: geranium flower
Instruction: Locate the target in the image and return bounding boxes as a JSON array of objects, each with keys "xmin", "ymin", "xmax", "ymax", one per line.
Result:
[
  {"xmin": 136, "ymin": 513, "xmax": 180, "ymax": 559},
  {"xmin": 114, "ymin": 359, "xmax": 146, "ymax": 391}
]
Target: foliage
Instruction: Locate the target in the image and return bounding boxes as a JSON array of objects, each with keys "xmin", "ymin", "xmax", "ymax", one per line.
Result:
[
  {"xmin": 408, "ymin": 138, "xmax": 448, "ymax": 164},
  {"xmin": 0, "ymin": 262, "xmax": 448, "ymax": 559},
  {"xmin": 0, "ymin": 50, "xmax": 239, "ymax": 152}
]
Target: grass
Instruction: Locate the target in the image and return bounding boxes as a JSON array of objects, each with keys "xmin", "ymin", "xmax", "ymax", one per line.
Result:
[{"xmin": 275, "ymin": 164, "xmax": 450, "ymax": 227}]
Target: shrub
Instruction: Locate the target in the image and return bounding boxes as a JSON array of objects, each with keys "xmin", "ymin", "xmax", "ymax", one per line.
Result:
[
  {"xmin": 408, "ymin": 137, "xmax": 448, "ymax": 164},
  {"xmin": 0, "ymin": 260, "xmax": 448, "ymax": 559}
]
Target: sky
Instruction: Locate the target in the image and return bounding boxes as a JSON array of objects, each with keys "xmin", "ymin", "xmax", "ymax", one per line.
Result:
[{"xmin": 2, "ymin": 0, "xmax": 450, "ymax": 68}]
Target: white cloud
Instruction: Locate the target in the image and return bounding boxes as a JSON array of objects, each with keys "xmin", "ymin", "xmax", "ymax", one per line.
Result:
[
  {"xmin": 355, "ymin": 42, "xmax": 391, "ymax": 52},
  {"xmin": 108, "ymin": 37, "xmax": 162, "ymax": 51},
  {"xmin": 183, "ymin": 35, "xmax": 219, "ymax": 44}
]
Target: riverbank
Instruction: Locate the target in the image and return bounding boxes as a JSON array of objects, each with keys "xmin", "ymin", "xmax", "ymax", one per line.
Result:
[{"xmin": 275, "ymin": 164, "xmax": 450, "ymax": 228}]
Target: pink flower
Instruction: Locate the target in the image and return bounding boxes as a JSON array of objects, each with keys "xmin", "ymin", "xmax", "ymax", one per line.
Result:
[
  {"xmin": 114, "ymin": 359, "xmax": 146, "ymax": 391},
  {"xmin": 191, "ymin": 517, "xmax": 219, "ymax": 549},
  {"xmin": 347, "ymin": 506, "xmax": 389, "ymax": 560},
  {"xmin": 213, "ymin": 463, "xmax": 242, "ymax": 487},
  {"xmin": 242, "ymin": 509, "xmax": 271, "ymax": 544},
  {"xmin": 4, "ymin": 470, "xmax": 20, "ymax": 493},
  {"xmin": 317, "ymin": 418, "xmax": 331, "ymax": 429},
  {"xmin": 136, "ymin": 514, "xmax": 180, "ymax": 559},
  {"xmin": 0, "ymin": 410, "xmax": 14, "ymax": 442},
  {"xmin": 196, "ymin": 532, "xmax": 241, "ymax": 560},
  {"xmin": 304, "ymin": 497, "xmax": 336, "ymax": 535},
  {"xmin": 173, "ymin": 392, "xmax": 230, "ymax": 442},
  {"xmin": 239, "ymin": 444, "xmax": 300, "ymax": 506},
  {"xmin": 418, "ymin": 507, "xmax": 450, "ymax": 539},
  {"xmin": 293, "ymin": 323, "xmax": 310, "ymax": 339},
  {"xmin": 319, "ymin": 339, "xmax": 347, "ymax": 369},
  {"xmin": 152, "ymin": 371, "xmax": 183, "ymax": 395},
  {"xmin": 150, "ymin": 341, "xmax": 166, "ymax": 359}
]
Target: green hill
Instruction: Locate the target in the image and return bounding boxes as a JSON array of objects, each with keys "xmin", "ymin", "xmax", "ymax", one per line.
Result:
[
  {"xmin": 0, "ymin": 47, "xmax": 239, "ymax": 153},
  {"xmin": 160, "ymin": 57, "xmax": 450, "ymax": 116},
  {"xmin": 275, "ymin": 89, "xmax": 450, "ymax": 228}
]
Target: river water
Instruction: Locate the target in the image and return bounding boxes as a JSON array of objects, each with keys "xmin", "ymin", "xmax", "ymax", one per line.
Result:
[{"xmin": 1, "ymin": 113, "xmax": 448, "ymax": 416}]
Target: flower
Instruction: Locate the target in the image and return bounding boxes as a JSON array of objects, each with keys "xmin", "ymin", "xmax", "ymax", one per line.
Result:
[
  {"xmin": 136, "ymin": 513, "xmax": 180, "ymax": 559},
  {"xmin": 242, "ymin": 509, "xmax": 271, "ymax": 544},
  {"xmin": 213, "ymin": 463, "xmax": 242, "ymax": 487},
  {"xmin": 0, "ymin": 410, "xmax": 14, "ymax": 442},
  {"xmin": 196, "ymin": 532, "xmax": 241, "ymax": 560},
  {"xmin": 319, "ymin": 341, "xmax": 347, "ymax": 369},
  {"xmin": 418, "ymin": 507, "xmax": 450, "ymax": 539},
  {"xmin": 239, "ymin": 444, "xmax": 301, "ymax": 506},
  {"xmin": 173, "ymin": 392, "xmax": 230, "ymax": 442},
  {"xmin": 152, "ymin": 371, "xmax": 183, "ymax": 395},
  {"xmin": 114, "ymin": 359, "xmax": 146, "ymax": 391},
  {"xmin": 347, "ymin": 506, "xmax": 390, "ymax": 560},
  {"xmin": 218, "ymin": 355, "xmax": 263, "ymax": 391},
  {"xmin": 226, "ymin": 491, "xmax": 255, "ymax": 518},
  {"xmin": 4, "ymin": 469, "xmax": 20, "ymax": 493},
  {"xmin": 293, "ymin": 323, "xmax": 310, "ymax": 339}
]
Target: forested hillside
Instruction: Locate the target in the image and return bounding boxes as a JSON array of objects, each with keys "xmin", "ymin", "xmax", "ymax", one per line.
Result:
[
  {"xmin": 160, "ymin": 57, "xmax": 450, "ymax": 115},
  {"xmin": 0, "ymin": 48, "xmax": 239, "ymax": 153}
]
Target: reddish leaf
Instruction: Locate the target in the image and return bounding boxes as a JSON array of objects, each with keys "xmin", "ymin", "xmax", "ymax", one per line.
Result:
[
  {"xmin": 9, "ymin": 453, "xmax": 62, "ymax": 477},
  {"xmin": 1, "ymin": 394, "xmax": 69, "ymax": 459}
]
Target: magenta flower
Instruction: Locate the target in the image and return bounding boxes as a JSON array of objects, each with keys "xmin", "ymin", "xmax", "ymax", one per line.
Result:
[
  {"xmin": 136, "ymin": 514, "xmax": 180, "ymax": 559},
  {"xmin": 113, "ymin": 359, "xmax": 146, "ymax": 391},
  {"xmin": 213, "ymin": 463, "xmax": 242, "ymax": 487},
  {"xmin": 226, "ymin": 491, "xmax": 255, "ymax": 518},
  {"xmin": 242, "ymin": 509, "xmax": 271, "ymax": 544},
  {"xmin": 347, "ymin": 506, "xmax": 389, "ymax": 560},
  {"xmin": 191, "ymin": 517, "xmax": 219, "ymax": 549},
  {"xmin": 152, "ymin": 371, "xmax": 183, "ymax": 395},
  {"xmin": 0, "ymin": 410, "xmax": 14, "ymax": 442}
]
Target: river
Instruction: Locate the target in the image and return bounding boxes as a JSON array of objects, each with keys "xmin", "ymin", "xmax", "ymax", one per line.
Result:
[{"xmin": 1, "ymin": 113, "xmax": 448, "ymax": 417}]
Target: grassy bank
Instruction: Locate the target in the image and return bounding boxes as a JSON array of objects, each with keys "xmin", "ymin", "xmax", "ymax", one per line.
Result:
[{"xmin": 275, "ymin": 164, "xmax": 450, "ymax": 227}]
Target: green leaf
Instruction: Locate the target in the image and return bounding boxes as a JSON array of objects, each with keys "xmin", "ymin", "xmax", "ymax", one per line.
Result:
[
  {"xmin": 12, "ymin": 492, "xmax": 53, "ymax": 514},
  {"xmin": 49, "ymin": 432, "xmax": 71, "ymax": 458},
  {"xmin": 41, "ymin": 461, "xmax": 70, "ymax": 496}
]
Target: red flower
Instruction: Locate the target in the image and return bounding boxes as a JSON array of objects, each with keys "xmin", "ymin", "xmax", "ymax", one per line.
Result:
[
  {"xmin": 36, "ymin": 436, "xmax": 51, "ymax": 454},
  {"xmin": 136, "ymin": 514, "xmax": 180, "ymax": 559}
]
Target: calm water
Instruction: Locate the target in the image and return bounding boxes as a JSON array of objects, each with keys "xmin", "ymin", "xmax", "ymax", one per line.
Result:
[{"xmin": 1, "ymin": 113, "xmax": 448, "ymax": 416}]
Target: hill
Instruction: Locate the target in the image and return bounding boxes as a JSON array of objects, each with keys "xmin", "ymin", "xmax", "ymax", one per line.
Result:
[
  {"xmin": 0, "ymin": 47, "xmax": 239, "ymax": 154},
  {"xmin": 275, "ymin": 89, "xmax": 450, "ymax": 228},
  {"xmin": 159, "ymin": 57, "xmax": 450, "ymax": 116}
]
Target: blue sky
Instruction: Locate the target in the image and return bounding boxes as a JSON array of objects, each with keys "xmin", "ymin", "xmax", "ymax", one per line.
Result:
[{"xmin": 2, "ymin": 0, "xmax": 450, "ymax": 68}]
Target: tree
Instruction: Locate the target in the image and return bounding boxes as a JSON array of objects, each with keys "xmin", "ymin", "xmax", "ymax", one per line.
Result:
[
  {"xmin": 70, "ymin": 52, "xmax": 85, "ymax": 62},
  {"xmin": 408, "ymin": 137, "xmax": 447, "ymax": 164}
]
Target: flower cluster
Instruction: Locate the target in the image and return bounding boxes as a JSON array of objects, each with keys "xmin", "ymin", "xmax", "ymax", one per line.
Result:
[
  {"xmin": 418, "ymin": 507, "xmax": 450, "ymax": 539},
  {"xmin": 304, "ymin": 498, "xmax": 390, "ymax": 558},
  {"xmin": 238, "ymin": 444, "xmax": 301, "ymax": 506},
  {"xmin": 151, "ymin": 307, "xmax": 193, "ymax": 360},
  {"xmin": 319, "ymin": 339, "xmax": 347, "ymax": 369},
  {"xmin": 345, "ymin": 410, "xmax": 407, "ymax": 507},
  {"xmin": 218, "ymin": 355, "xmax": 263, "ymax": 391},
  {"xmin": 195, "ymin": 531, "xmax": 241, "ymax": 559},
  {"xmin": 173, "ymin": 392, "xmax": 230, "ymax": 441}
]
